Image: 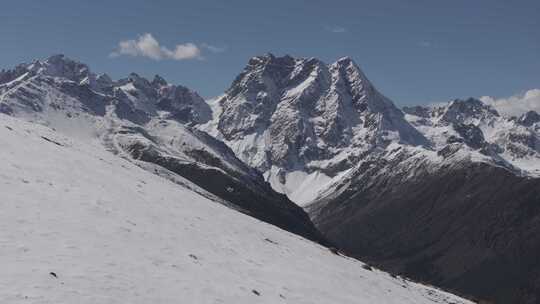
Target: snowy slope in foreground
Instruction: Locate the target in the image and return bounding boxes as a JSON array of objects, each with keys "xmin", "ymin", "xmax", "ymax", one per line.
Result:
[{"xmin": 0, "ymin": 114, "xmax": 471, "ymax": 304}]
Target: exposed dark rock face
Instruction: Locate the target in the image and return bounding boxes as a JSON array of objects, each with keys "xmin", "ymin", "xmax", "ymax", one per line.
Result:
[
  {"xmin": 519, "ymin": 111, "xmax": 540, "ymax": 127},
  {"xmin": 0, "ymin": 103, "xmax": 13, "ymax": 115},
  {"xmin": 0, "ymin": 65, "xmax": 29, "ymax": 85},
  {"xmin": 155, "ymin": 85, "xmax": 211, "ymax": 124},
  {"xmin": 58, "ymin": 81, "xmax": 107, "ymax": 116},
  {"xmin": 438, "ymin": 98, "xmax": 500, "ymax": 124},
  {"xmin": 309, "ymin": 161, "xmax": 540, "ymax": 303},
  {"xmin": 452, "ymin": 123, "xmax": 487, "ymax": 150},
  {"xmin": 113, "ymin": 97, "xmax": 151, "ymax": 125}
]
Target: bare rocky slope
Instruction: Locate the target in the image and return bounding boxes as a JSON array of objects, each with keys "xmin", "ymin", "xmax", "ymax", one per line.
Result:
[{"xmin": 308, "ymin": 156, "xmax": 540, "ymax": 303}]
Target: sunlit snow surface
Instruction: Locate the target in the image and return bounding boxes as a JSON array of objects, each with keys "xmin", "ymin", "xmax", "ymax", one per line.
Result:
[{"xmin": 0, "ymin": 114, "xmax": 471, "ymax": 303}]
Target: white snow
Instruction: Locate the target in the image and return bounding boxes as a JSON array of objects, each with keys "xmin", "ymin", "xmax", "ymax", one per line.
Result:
[
  {"xmin": 0, "ymin": 113, "xmax": 472, "ymax": 304},
  {"xmin": 404, "ymin": 102, "xmax": 540, "ymax": 177},
  {"xmin": 0, "ymin": 72, "xmax": 30, "ymax": 88},
  {"xmin": 265, "ymin": 167, "xmax": 352, "ymax": 206}
]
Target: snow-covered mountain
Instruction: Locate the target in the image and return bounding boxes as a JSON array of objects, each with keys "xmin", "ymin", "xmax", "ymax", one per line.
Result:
[
  {"xmin": 0, "ymin": 54, "xmax": 324, "ymax": 243},
  {"xmin": 200, "ymin": 54, "xmax": 427, "ymax": 204},
  {"xmin": 403, "ymin": 98, "xmax": 540, "ymax": 176},
  {"xmin": 0, "ymin": 113, "xmax": 473, "ymax": 304},
  {"xmin": 0, "ymin": 54, "xmax": 212, "ymax": 126}
]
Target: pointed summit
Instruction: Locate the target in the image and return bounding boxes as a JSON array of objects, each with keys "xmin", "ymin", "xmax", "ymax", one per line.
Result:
[
  {"xmin": 36, "ymin": 54, "xmax": 92, "ymax": 83},
  {"xmin": 336, "ymin": 56, "xmax": 354, "ymax": 64},
  {"xmin": 207, "ymin": 54, "xmax": 427, "ymax": 204}
]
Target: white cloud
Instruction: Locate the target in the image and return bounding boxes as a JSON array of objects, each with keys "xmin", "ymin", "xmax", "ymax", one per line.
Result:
[
  {"xmin": 480, "ymin": 89, "xmax": 540, "ymax": 117},
  {"xmin": 325, "ymin": 25, "xmax": 347, "ymax": 33},
  {"xmin": 110, "ymin": 33, "xmax": 202, "ymax": 61}
]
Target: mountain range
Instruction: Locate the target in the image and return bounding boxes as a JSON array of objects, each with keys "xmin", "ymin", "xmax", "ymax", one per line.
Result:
[{"xmin": 1, "ymin": 54, "xmax": 539, "ymax": 303}]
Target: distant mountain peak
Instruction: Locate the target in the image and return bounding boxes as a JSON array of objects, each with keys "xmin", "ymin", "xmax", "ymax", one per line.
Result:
[
  {"xmin": 44, "ymin": 53, "xmax": 68, "ymax": 63},
  {"xmin": 249, "ymin": 53, "xmax": 295, "ymax": 62},
  {"xmin": 95, "ymin": 73, "xmax": 113, "ymax": 88},
  {"xmin": 518, "ymin": 110, "xmax": 540, "ymax": 126},
  {"xmin": 335, "ymin": 56, "xmax": 354, "ymax": 64},
  {"xmin": 152, "ymin": 74, "xmax": 168, "ymax": 87},
  {"xmin": 448, "ymin": 97, "xmax": 498, "ymax": 113},
  {"xmin": 436, "ymin": 97, "xmax": 500, "ymax": 124},
  {"xmin": 38, "ymin": 54, "xmax": 91, "ymax": 81}
]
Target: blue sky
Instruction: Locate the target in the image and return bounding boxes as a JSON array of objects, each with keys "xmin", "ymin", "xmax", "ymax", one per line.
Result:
[{"xmin": 0, "ymin": 0, "xmax": 538, "ymax": 105}]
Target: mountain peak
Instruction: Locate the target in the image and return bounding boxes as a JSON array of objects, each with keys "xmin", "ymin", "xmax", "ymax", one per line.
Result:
[
  {"xmin": 518, "ymin": 110, "xmax": 540, "ymax": 126},
  {"xmin": 45, "ymin": 53, "xmax": 67, "ymax": 62},
  {"xmin": 331, "ymin": 56, "xmax": 369, "ymax": 84},
  {"xmin": 212, "ymin": 54, "xmax": 428, "ymax": 200},
  {"xmin": 125, "ymin": 73, "xmax": 155, "ymax": 91},
  {"xmin": 248, "ymin": 53, "xmax": 297, "ymax": 68},
  {"xmin": 33, "ymin": 54, "xmax": 92, "ymax": 82},
  {"xmin": 96, "ymin": 73, "xmax": 112, "ymax": 84},
  {"xmin": 439, "ymin": 97, "xmax": 499, "ymax": 124},
  {"xmin": 42, "ymin": 54, "xmax": 85, "ymax": 69},
  {"xmin": 152, "ymin": 74, "xmax": 168, "ymax": 87},
  {"xmin": 128, "ymin": 72, "xmax": 142, "ymax": 80},
  {"xmin": 336, "ymin": 56, "xmax": 354, "ymax": 64}
]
